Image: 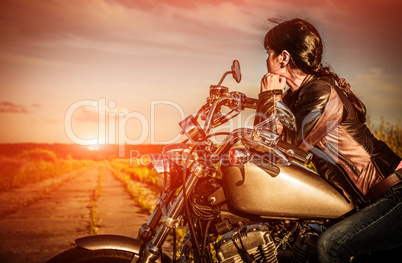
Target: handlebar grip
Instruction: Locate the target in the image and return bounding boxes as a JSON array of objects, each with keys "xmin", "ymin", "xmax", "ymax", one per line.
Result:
[
  {"xmin": 276, "ymin": 140, "xmax": 313, "ymax": 164},
  {"xmin": 243, "ymin": 97, "xmax": 258, "ymax": 109}
]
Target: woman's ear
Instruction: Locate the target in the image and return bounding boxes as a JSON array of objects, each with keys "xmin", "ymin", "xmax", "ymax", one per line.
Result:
[{"xmin": 280, "ymin": 50, "xmax": 290, "ymax": 68}]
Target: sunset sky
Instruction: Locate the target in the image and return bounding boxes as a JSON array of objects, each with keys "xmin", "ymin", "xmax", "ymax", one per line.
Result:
[{"xmin": 1, "ymin": 0, "xmax": 401, "ymax": 145}]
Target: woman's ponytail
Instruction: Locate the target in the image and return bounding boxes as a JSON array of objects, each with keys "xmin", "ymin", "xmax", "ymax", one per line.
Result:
[
  {"xmin": 333, "ymin": 74, "xmax": 367, "ymax": 123},
  {"xmin": 315, "ymin": 66, "xmax": 367, "ymax": 123}
]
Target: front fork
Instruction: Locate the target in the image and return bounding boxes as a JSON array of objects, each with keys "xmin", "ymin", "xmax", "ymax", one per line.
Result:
[{"xmin": 134, "ymin": 165, "xmax": 204, "ymax": 263}]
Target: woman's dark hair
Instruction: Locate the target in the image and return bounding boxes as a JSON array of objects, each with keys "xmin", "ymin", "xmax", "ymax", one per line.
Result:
[{"xmin": 264, "ymin": 18, "xmax": 367, "ymax": 123}]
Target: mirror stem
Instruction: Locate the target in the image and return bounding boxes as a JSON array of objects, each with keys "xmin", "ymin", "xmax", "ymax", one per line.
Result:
[{"xmin": 217, "ymin": 71, "xmax": 232, "ymax": 86}]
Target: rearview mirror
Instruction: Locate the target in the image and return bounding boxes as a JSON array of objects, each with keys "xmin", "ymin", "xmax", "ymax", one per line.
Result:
[
  {"xmin": 217, "ymin": 60, "xmax": 242, "ymax": 86},
  {"xmin": 231, "ymin": 60, "xmax": 241, "ymax": 83}
]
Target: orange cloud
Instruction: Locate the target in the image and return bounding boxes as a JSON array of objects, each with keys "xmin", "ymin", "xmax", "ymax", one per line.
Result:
[{"xmin": 0, "ymin": 101, "xmax": 28, "ymax": 113}]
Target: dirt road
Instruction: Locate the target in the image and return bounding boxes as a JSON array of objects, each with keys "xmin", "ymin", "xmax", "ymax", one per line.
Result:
[{"xmin": 0, "ymin": 164, "xmax": 156, "ymax": 263}]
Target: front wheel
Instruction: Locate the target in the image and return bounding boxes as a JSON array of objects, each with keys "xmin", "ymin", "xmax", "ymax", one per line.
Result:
[{"xmin": 47, "ymin": 247, "xmax": 135, "ymax": 263}]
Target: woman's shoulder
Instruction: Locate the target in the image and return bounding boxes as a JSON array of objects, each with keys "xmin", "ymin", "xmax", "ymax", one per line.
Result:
[
  {"xmin": 303, "ymin": 77, "xmax": 334, "ymax": 93},
  {"xmin": 297, "ymin": 77, "xmax": 335, "ymax": 102},
  {"xmin": 282, "ymin": 77, "xmax": 338, "ymax": 105}
]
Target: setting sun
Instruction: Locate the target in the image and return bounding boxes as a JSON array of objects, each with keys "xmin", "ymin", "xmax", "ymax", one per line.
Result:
[{"xmin": 86, "ymin": 145, "xmax": 99, "ymax": 151}]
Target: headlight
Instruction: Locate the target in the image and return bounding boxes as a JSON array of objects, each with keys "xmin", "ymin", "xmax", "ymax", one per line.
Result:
[
  {"xmin": 149, "ymin": 154, "xmax": 170, "ymax": 191},
  {"xmin": 150, "ymin": 143, "xmax": 193, "ymax": 191}
]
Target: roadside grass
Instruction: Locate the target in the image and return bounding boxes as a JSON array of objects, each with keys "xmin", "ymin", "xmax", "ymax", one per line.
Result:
[
  {"xmin": 121, "ymin": 156, "xmax": 160, "ymax": 194},
  {"xmin": 89, "ymin": 165, "xmax": 104, "ymax": 235},
  {"xmin": 368, "ymin": 118, "xmax": 402, "ymax": 157},
  {"xmin": 106, "ymin": 159, "xmax": 158, "ymax": 214},
  {"xmin": 0, "ymin": 148, "xmax": 94, "ymax": 192}
]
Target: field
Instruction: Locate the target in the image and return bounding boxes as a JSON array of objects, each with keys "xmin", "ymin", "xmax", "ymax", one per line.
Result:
[
  {"xmin": 0, "ymin": 143, "xmax": 164, "ymax": 193},
  {"xmin": 367, "ymin": 118, "xmax": 402, "ymax": 157}
]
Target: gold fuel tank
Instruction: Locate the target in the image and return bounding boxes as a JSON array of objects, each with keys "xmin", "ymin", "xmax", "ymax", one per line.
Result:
[{"xmin": 221, "ymin": 161, "xmax": 355, "ymax": 219}]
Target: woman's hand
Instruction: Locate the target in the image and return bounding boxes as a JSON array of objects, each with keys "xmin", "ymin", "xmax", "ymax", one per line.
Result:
[{"xmin": 261, "ymin": 73, "xmax": 286, "ymax": 92}]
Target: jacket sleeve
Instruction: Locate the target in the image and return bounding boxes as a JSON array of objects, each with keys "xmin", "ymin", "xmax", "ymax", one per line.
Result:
[{"xmin": 253, "ymin": 90, "xmax": 283, "ymax": 126}]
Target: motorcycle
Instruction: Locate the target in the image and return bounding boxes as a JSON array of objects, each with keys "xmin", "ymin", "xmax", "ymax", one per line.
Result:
[{"xmin": 48, "ymin": 60, "xmax": 364, "ymax": 263}]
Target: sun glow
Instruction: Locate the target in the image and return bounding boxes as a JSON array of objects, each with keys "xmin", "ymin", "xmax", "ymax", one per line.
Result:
[{"xmin": 87, "ymin": 145, "xmax": 100, "ymax": 151}]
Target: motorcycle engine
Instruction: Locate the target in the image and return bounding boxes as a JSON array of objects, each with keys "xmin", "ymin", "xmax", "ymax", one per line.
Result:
[{"xmin": 216, "ymin": 223, "xmax": 278, "ymax": 263}]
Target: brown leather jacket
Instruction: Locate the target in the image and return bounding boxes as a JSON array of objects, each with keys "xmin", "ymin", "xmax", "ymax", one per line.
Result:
[{"xmin": 254, "ymin": 77, "xmax": 401, "ymax": 204}]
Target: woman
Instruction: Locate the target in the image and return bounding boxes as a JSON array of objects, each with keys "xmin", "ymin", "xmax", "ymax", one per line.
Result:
[{"xmin": 254, "ymin": 18, "xmax": 402, "ymax": 262}]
